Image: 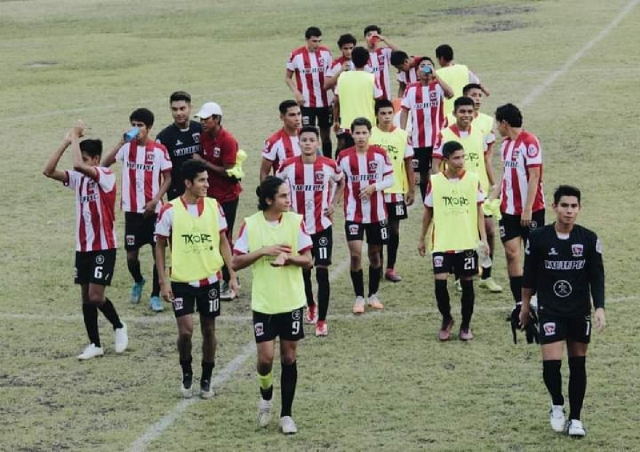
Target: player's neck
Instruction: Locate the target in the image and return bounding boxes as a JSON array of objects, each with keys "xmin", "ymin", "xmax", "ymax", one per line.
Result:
[
  {"xmin": 355, "ymin": 144, "xmax": 369, "ymax": 153},
  {"xmin": 174, "ymin": 121, "xmax": 189, "ymax": 130},
  {"xmin": 441, "ymin": 60, "xmax": 453, "ymax": 68},
  {"xmin": 181, "ymin": 193, "xmax": 199, "ymax": 205},
  {"xmin": 263, "ymin": 210, "xmax": 282, "ymax": 222},
  {"xmin": 473, "ymin": 110, "xmax": 480, "ymax": 118},
  {"xmin": 283, "ymin": 125, "xmax": 297, "ymax": 136},
  {"xmin": 301, "ymin": 153, "xmax": 317, "ymax": 164},
  {"xmin": 554, "ymin": 222, "xmax": 574, "ymax": 235},
  {"xmin": 420, "ymin": 78, "xmax": 432, "ymax": 86},
  {"xmin": 507, "ymin": 127, "xmax": 522, "ymax": 140},
  {"xmin": 137, "ymin": 137, "xmax": 149, "ymax": 146},
  {"xmin": 207, "ymin": 125, "xmax": 221, "ymax": 138},
  {"xmin": 445, "ymin": 168, "xmax": 462, "ymax": 179},
  {"xmin": 377, "ymin": 123, "xmax": 393, "ymax": 133},
  {"xmin": 455, "ymin": 122, "xmax": 470, "ymax": 132}
]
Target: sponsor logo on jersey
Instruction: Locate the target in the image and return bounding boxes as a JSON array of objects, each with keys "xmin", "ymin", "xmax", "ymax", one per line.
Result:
[
  {"xmin": 543, "ymin": 322, "xmax": 556, "ymax": 336},
  {"xmin": 254, "ymin": 322, "xmax": 264, "ymax": 337},
  {"xmin": 549, "ymin": 247, "xmax": 558, "ymax": 256},
  {"xmin": 176, "ymin": 139, "xmax": 183, "ymax": 146},
  {"xmin": 571, "ymin": 244, "xmax": 583, "ymax": 257},
  {"xmin": 527, "ymin": 144, "xmax": 539, "ymax": 158},
  {"xmin": 544, "ymin": 260, "xmax": 586, "ymax": 270},
  {"xmin": 553, "ymin": 280, "xmax": 572, "ymax": 298}
]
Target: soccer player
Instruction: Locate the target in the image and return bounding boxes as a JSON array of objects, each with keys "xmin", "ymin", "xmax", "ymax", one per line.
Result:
[
  {"xmin": 494, "ymin": 103, "xmax": 545, "ymax": 312},
  {"xmin": 102, "ymin": 108, "xmax": 172, "ymax": 313},
  {"xmin": 390, "ymin": 50, "xmax": 422, "ymax": 99},
  {"xmin": 324, "ymin": 33, "xmax": 357, "ymax": 91},
  {"xmin": 432, "ymin": 96, "xmax": 502, "ymax": 292},
  {"xmin": 277, "ymin": 126, "xmax": 344, "ymax": 336},
  {"xmin": 193, "ymin": 101, "xmax": 242, "ymax": 301},
  {"xmin": 363, "ymin": 24, "xmax": 398, "ymax": 101},
  {"xmin": 232, "ymin": 176, "xmax": 313, "ymax": 435},
  {"xmin": 337, "ymin": 117, "xmax": 394, "ymax": 314},
  {"xmin": 520, "ymin": 185, "xmax": 606, "ymax": 437},
  {"xmin": 400, "ymin": 57, "xmax": 453, "ymax": 200},
  {"xmin": 259, "ymin": 100, "xmax": 301, "ymax": 182},
  {"xmin": 333, "ymin": 46, "xmax": 383, "ymax": 156},
  {"xmin": 370, "ymin": 99, "xmax": 415, "ymax": 282},
  {"xmin": 285, "ymin": 27, "xmax": 333, "ymax": 158},
  {"xmin": 434, "ymin": 44, "xmax": 489, "ymax": 116},
  {"xmin": 155, "ymin": 160, "xmax": 238, "ymax": 399},
  {"xmin": 156, "ymin": 91, "xmax": 202, "ymax": 201},
  {"xmin": 418, "ymin": 141, "xmax": 489, "ymax": 341},
  {"xmin": 43, "ymin": 121, "xmax": 128, "ymax": 360}
]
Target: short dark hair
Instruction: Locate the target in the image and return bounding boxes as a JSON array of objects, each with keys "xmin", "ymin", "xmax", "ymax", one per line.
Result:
[
  {"xmin": 169, "ymin": 91, "xmax": 191, "ymax": 104},
  {"xmin": 279, "ymin": 100, "xmax": 299, "ymax": 115},
  {"xmin": 435, "ymin": 44, "xmax": 454, "ymax": 61},
  {"xmin": 256, "ymin": 176, "xmax": 286, "ymax": 211},
  {"xmin": 305, "ymin": 27, "xmax": 322, "ymax": 39},
  {"xmin": 299, "ymin": 125, "xmax": 319, "ymax": 137},
  {"xmin": 454, "ymin": 96, "xmax": 475, "ymax": 112},
  {"xmin": 337, "ymin": 33, "xmax": 357, "ymax": 48},
  {"xmin": 442, "ymin": 141, "xmax": 464, "ymax": 160},
  {"xmin": 495, "ymin": 103, "xmax": 523, "ymax": 127},
  {"xmin": 350, "ymin": 117, "xmax": 372, "ymax": 132},
  {"xmin": 363, "ymin": 25, "xmax": 381, "ymax": 36},
  {"xmin": 375, "ymin": 99, "xmax": 394, "ymax": 115},
  {"xmin": 182, "ymin": 159, "xmax": 208, "ymax": 183},
  {"xmin": 417, "ymin": 56, "xmax": 435, "ymax": 67},
  {"xmin": 390, "ymin": 50, "xmax": 409, "ymax": 67},
  {"xmin": 351, "ymin": 46, "xmax": 369, "ymax": 68},
  {"xmin": 129, "ymin": 108, "xmax": 154, "ymax": 128},
  {"xmin": 462, "ymin": 83, "xmax": 483, "ymax": 95},
  {"xmin": 554, "ymin": 185, "xmax": 581, "ymax": 205},
  {"xmin": 79, "ymin": 139, "xmax": 103, "ymax": 158}
]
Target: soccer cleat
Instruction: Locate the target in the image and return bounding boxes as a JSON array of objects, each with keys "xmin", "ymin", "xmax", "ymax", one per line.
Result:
[
  {"xmin": 384, "ymin": 269, "xmax": 402, "ymax": 282},
  {"xmin": 220, "ymin": 281, "xmax": 238, "ymax": 301},
  {"xmin": 78, "ymin": 343, "xmax": 104, "ymax": 360},
  {"xmin": 305, "ymin": 304, "xmax": 318, "ymax": 324},
  {"xmin": 279, "ymin": 416, "xmax": 298, "ymax": 434},
  {"xmin": 315, "ymin": 320, "xmax": 328, "ymax": 337},
  {"xmin": 568, "ymin": 419, "xmax": 586, "ymax": 437},
  {"xmin": 149, "ymin": 296, "xmax": 164, "ymax": 312},
  {"xmin": 455, "ymin": 279, "xmax": 462, "ymax": 293},
  {"xmin": 438, "ymin": 317, "xmax": 454, "ymax": 342},
  {"xmin": 114, "ymin": 323, "xmax": 128, "ymax": 354},
  {"xmin": 352, "ymin": 296, "xmax": 365, "ymax": 314},
  {"xmin": 257, "ymin": 399, "xmax": 273, "ymax": 427},
  {"xmin": 180, "ymin": 374, "xmax": 193, "ymax": 398},
  {"xmin": 200, "ymin": 380, "xmax": 215, "ymax": 399},
  {"xmin": 130, "ymin": 278, "xmax": 146, "ymax": 304},
  {"xmin": 367, "ymin": 294, "xmax": 384, "ymax": 310},
  {"xmin": 459, "ymin": 328, "xmax": 474, "ymax": 341},
  {"xmin": 478, "ymin": 277, "xmax": 503, "ymax": 292},
  {"xmin": 549, "ymin": 405, "xmax": 566, "ymax": 432}
]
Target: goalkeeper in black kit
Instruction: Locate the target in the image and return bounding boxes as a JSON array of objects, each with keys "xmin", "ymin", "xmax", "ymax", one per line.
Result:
[{"xmin": 519, "ymin": 185, "xmax": 605, "ymax": 438}]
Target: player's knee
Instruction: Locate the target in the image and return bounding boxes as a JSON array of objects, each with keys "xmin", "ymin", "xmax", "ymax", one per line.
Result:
[
  {"xmin": 178, "ymin": 330, "xmax": 193, "ymax": 343},
  {"xmin": 349, "ymin": 254, "xmax": 361, "ymax": 269},
  {"xmin": 505, "ymin": 245, "xmax": 519, "ymax": 262},
  {"xmin": 257, "ymin": 359, "xmax": 272, "ymax": 375},
  {"xmin": 201, "ymin": 324, "xmax": 216, "ymax": 341},
  {"xmin": 280, "ymin": 351, "xmax": 296, "ymax": 365}
]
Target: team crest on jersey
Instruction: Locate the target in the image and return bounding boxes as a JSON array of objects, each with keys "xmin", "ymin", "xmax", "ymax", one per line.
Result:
[
  {"xmin": 208, "ymin": 288, "xmax": 218, "ymax": 300},
  {"xmin": 176, "ymin": 139, "xmax": 183, "ymax": 146},
  {"xmin": 429, "ymin": 91, "xmax": 438, "ymax": 101},
  {"xmin": 292, "ymin": 309, "xmax": 302, "ymax": 321},
  {"xmin": 512, "ymin": 149, "xmax": 520, "ymax": 160},
  {"xmin": 433, "ymin": 256, "xmax": 444, "ymax": 267},
  {"xmin": 95, "ymin": 254, "xmax": 105, "ymax": 265},
  {"xmin": 571, "ymin": 244, "xmax": 584, "ymax": 257},
  {"xmin": 213, "ymin": 147, "xmax": 221, "ymax": 158},
  {"xmin": 318, "ymin": 57, "xmax": 325, "ymax": 66},
  {"xmin": 145, "ymin": 152, "xmax": 155, "ymax": 163},
  {"xmin": 527, "ymin": 145, "xmax": 539, "ymax": 159},
  {"xmin": 173, "ymin": 297, "xmax": 184, "ymax": 310},
  {"xmin": 549, "ymin": 247, "xmax": 558, "ymax": 256},
  {"xmin": 192, "ymin": 133, "xmax": 200, "ymax": 144},
  {"xmin": 305, "ymin": 199, "xmax": 315, "ymax": 211},
  {"xmin": 368, "ymin": 161, "xmax": 378, "ymax": 172},
  {"xmin": 315, "ymin": 171, "xmax": 325, "ymax": 183},
  {"xmin": 543, "ymin": 322, "xmax": 556, "ymax": 336},
  {"xmin": 553, "ymin": 280, "xmax": 572, "ymax": 298},
  {"xmin": 348, "ymin": 224, "xmax": 359, "ymax": 235},
  {"xmin": 254, "ymin": 322, "xmax": 264, "ymax": 337}
]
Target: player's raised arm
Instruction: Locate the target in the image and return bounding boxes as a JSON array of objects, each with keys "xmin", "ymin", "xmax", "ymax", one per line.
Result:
[{"xmin": 43, "ymin": 132, "xmax": 72, "ymax": 183}]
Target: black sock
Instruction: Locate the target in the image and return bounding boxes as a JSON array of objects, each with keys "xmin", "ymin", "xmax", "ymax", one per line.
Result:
[
  {"xmin": 419, "ymin": 177, "xmax": 427, "ymax": 202},
  {"xmin": 280, "ymin": 361, "xmax": 298, "ymax": 417},
  {"xmin": 98, "ymin": 298, "xmax": 123, "ymax": 329},
  {"xmin": 222, "ymin": 265, "xmax": 230, "ymax": 283},
  {"xmin": 543, "ymin": 360, "xmax": 564, "ymax": 406},
  {"xmin": 303, "ymin": 268, "xmax": 314, "ymax": 307},
  {"xmin": 481, "ymin": 255, "xmax": 493, "ymax": 279},
  {"xmin": 201, "ymin": 360, "xmax": 215, "ymax": 383},
  {"xmin": 260, "ymin": 385, "xmax": 273, "ymax": 401},
  {"xmin": 568, "ymin": 356, "xmax": 587, "ymax": 420},
  {"xmin": 316, "ymin": 268, "xmax": 330, "ymax": 321},
  {"xmin": 322, "ymin": 140, "xmax": 332, "ymax": 158},
  {"xmin": 460, "ymin": 279, "xmax": 474, "ymax": 330},
  {"xmin": 387, "ymin": 229, "xmax": 399, "ymax": 269},
  {"xmin": 127, "ymin": 259, "xmax": 143, "ymax": 283},
  {"xmin": 151, "ymin": 263, "xmax": 160, "ymax": 297},
  {"xmin": 180, "ymin": 357, "xmax": 193, "ymax": 377},
  {"xmin": 368, "ymin": 266, "xmax": 382, "ymax": 297},
  {"xmin": 350, "ymin": 270, "xmax": 364, "ymax": 297},
  {"xmin": 435, "ymin": 280, "xmax": 451, "ymax": 320},
  {"xmin": 82, "ymin": 304, "xmax": 100, "ymax": 347},
  {"xmin": 509, "ymin": 276, "xmax": 523, "ymax": 305}
]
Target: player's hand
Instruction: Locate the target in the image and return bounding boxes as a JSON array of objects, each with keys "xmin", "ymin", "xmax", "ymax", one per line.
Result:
[
  {"xmin": 520, "ymin": 207, "xmax": 532, "ymax": 227},
  {"xmin": 406, "ymin": 190, "xmax": 415, "ymax": 206},
  {"xmin": 377, "ymin": 34, "xmax": 387, "ymax": 43},
  {"xmin": 595, "ymin": 307, "xmax": 606, "ymax": 333},
  {"xmin": 418, "ymin": 239, "xmax": 426, "ymax": 257},
  {"xmin": 71, "ymin": 120, "xmax": 86, "ymax": 139},
  {"xmin": 143, "ymin": 200, "xmax": 158, "ymax": 217},
  {"xmin": 294, "ymin": 92, "xmax": 305, "ymax": 106},
  {"xmin": 324, "ymin": 204, "xmax": 335, "ymax": 220},
  {"xmin": 518, "ymin": 303, "xmax": 530, "ymax": 329},
  {"xmin": 482, "ymin": 86, "xmax": 491, "ymax": 97},
  {"xmin": 479, "ymin": 240, "xmax": 490, "ymax": 257},
  {"xmin": 262, "ymin": 244, "xmax": 292, "ymax": 257},
  {"xmin": 359, "ymin": 184, "xmax": 376, "ymax": 199},
  {"xmin": 333, "ymin": 122, "xmax": 341, "ymax": 134},
  {"xmin": 229, "ymin": 276, "xmax": 240, "ymax": 296},
  {"xmin": 270, "ymin": 252, "xmax": 289, "ymax": 267},
  {"xmin": 161, "ymin": 283, "xmax": 174, "ymax": 303}
]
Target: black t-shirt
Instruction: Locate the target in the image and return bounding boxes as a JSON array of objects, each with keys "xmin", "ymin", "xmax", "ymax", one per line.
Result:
[
  {"xmin": 523, "ymin": 224, "xmax": 605, "ymax": 317},
  {"xmin": 156, "ymin": 120, "xmax": 202, "ymax": 199}
]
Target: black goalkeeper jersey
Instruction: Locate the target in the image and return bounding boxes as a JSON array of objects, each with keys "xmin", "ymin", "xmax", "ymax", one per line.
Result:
[
  {"xmin": 156, "ymin": 121, "xmax": 202, "ymax": 199},
  {"xmin": 523, "ymin": 224, "xmax": 605, "ymax": 317}
]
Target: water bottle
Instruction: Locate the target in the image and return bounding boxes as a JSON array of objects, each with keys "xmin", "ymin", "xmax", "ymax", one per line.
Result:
[
  {"xmin": 124, "ymin": 127, "xmax": 140, "ymax": 143},
  {"xmin": 477, "ymin": 241, "xmax": 492, "ymax": 268}
]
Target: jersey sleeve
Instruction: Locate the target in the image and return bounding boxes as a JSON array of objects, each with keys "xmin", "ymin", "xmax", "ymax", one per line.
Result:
[
  {"xmin": 297, "ymin": 219, "xmax": 313, "ymax": 253},
  {"xmin": 217, "ymin": 203, "xmax": 228, "ymax": 233},
  {"xmin": 331, "ymin": 161, "xmax": 344, "ymax": 182},
  {"xmin": 524, "ymin": 135, "xmax": 543, "ymax": 167},
  {"xmin": 155, "ymin": 204, "xmax": 174, "ymax": 238},
  {"xmin": 115, "ymin": 143, "xmax": 127, "ymax": 162},
  {"xmin": 95, "ymin": 167, "xmax": 116, "ymax": 192},
  {"xmin": 261, "ymin": 138, "xmax": 278, "ymax": 162},
  {"xmin": 423, "ymin": 182, "xmax": 433, "ymax": 207},
  {"xmin": 433, "ymin": 132, "xmax": 444, "ymax": 158},
  {"xmin": 401, "ymin": 86, "xmax": 413, "ymax": 107},
  {"xmin": 469, "ymin": 70, "xmax": 481, "ymax": 84},
  {"xmin": 233, "ymin": 221, "xmax": 250, "ymax": 255},
  {"xmin": 64, "ymin": 170, "xmax": 81, "ymax": 189},
  {"xmin": 157, "ymin": 145, "xmax": 173, "ymax": 172},
  {"xmin": 286, "ymin": 51, "xmax": 296, "ymax": 71},
  {"xmin": 589, "ymin": 234, "xmax": 606, "ymax": 309},
  {"xmin": 404, "ymin": 143, "xmax": 414, "ymax": 159},
  {"xmin": 522, "ymin": 233, "xmax": 540, "ymax": 291},
  {"xmin": 221, "ymin": 135, "xmax": 239, "ymax": 166},
  {"xmin": 373, "ymin": 79, "xmax": 384, "ymax": 99},
  {"xmin": 477, "ymin": 183, "xmax": 485, "ymax": 204}
]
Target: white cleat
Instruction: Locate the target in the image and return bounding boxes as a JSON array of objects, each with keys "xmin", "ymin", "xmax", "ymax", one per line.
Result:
[
  {"xmin": 257, "ymin": 399, "xmax": 273, "ymax": 428},
  {"xmin": 114, "ymin": 323, "xmax": 128, "ymax": 354},
  {"xmin": 549, "ymin": 404, "xmax": 566, "ymax": 432},
  {"xmin": 568, "ymin": 419, "xmax": 586, "ymax": 437},
  {"xmin": 279, "ymin": 416, "xmax": 298, "ymax": 434},
  {"xmin": 78, "ymin": 343, "xmax": 104, "ymax": 360}
]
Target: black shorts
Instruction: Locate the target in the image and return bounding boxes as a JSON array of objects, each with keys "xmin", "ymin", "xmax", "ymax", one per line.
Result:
[
  {"xmin": 252, "ymin": 307, "xmax": 305, "ymax": 343},
  {"xmin": 311, "ymin": 227, "xmax": 333, "ymax": 266},
  {"xmin": 412, "ymin": 147, "xmax": 433, "ymax": 173},
  {"xmin": 301, "ymin": 106, "xmax": 332, "ymax": 130},
  {"xmin": 75, "ymin": 249, "xmax": 116, "ymax": 286},
  {"xmin": 386, "ymin": 201, "xmax": 408, "ymax": 221},
  {"xmin": 539, "ymin": 313, "xmax": 591, "ymax": 345},
  {"xmin": 124, "ymin": 212, "xmax": 157, "ymax": 250},
  {"xmin": 345, "ymin": 220, "xmax": 389, "ymax": 245},
  {"xmin": 220, "ymin": 198, "xmax": 239, "ymax": 240},
  {"xmin": 499, "ymin": 209, "xmax": 545, "ymax": 243},
  {"xmin": 171, "ymin": 281, "xmax": 221, "ymax": 319},
  {"xmin": 432, "ymin": 250, "xmax": 478, "ymax": 277}
]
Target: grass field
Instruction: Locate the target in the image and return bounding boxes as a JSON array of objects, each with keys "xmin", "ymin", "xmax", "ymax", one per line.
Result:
[{"xmin": 1, "ymin": 0, "xmax": 640, "ymax": 450}]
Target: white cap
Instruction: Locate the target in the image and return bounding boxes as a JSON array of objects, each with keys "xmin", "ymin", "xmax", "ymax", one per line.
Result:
[{"xmin": 195, "ymin": 102, "xmax": 223, "ymax": 119}]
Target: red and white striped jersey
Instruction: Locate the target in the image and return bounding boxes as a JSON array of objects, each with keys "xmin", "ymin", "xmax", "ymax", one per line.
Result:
[
  {"xmin": 326, "ymin": 56, "xmax": 354, "ymax": 79},
  {"xmin": 401, "ymin": 81, "xmax": 446, "ymax": 148},
  {"xmin": 65, "ymin": 168, "xmax": 117, "ymax": 252},
  {"xmin": 396, "ymin": 57, "xmax": 421, "ymax": 85},
  {"xmin": 337, "ymin": 146, "xmax": 394, "ymax": 223},
  {"xmin": 115, "ymin": 140, "xmax": 172, "ymax": 214},
  {"xmin": 366, "ymin": 47, "xmax": 394, "ymax": 101},
  {"xmin": 287, "ymin": 46, "xmax": 333, "ymax": 108},
  {"xmin": 500, "ymin": 130, "xmax": 545, "ymax": 215},
  {"xmin": 276, "ymin": 156, "xmax": 343, "ymax": 235},
  {"xmin": 262, "ymin": 128, "xmax": 300, "ymax": 172}
]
